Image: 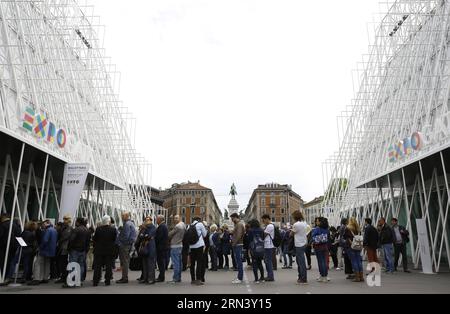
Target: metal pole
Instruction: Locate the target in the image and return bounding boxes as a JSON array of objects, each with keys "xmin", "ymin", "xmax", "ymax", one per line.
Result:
[{"xmin": 1, "ymin": 143, "xmax": 25, "ymax": 283}]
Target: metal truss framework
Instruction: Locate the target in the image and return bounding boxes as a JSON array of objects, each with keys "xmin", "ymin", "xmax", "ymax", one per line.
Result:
[
  {"xmin": 0, "ymin": 0, "xmax": 161, "ymax": 281},
  {"xmin": 322, "ymin": 0, "xmax": 450, "ymax": 271}
]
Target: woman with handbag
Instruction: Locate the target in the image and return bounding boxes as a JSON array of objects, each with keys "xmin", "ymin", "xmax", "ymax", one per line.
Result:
[
  {"xmin": 345, "ymin": 218, "xmax": 364, "ymax": 282},
  {"xmin": 139, "ymin": 217, "xmax": 157, "ymax": 285}
]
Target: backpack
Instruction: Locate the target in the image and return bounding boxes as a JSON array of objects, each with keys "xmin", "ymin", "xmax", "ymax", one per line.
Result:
[
  {"xmin": 339, "ymin": 227, "xmax": 348, "ymax": 247},
  {"xmin": 272, "ymin": 225, "xmax": 282, "ymax": 248},
  {"xmin": 183, "ymin": 222, "xmax": 200, "ymax": 246},
  {"xmin": 351, "ymin": 231, "xmax": 364, "ymax": 251},
  {"xmin": 250, "ymin": 233, "xmax": 265, "ymax": 259}
]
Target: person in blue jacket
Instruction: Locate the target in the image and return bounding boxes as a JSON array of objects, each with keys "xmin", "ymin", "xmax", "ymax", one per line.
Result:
[
  {"xmin": 137, "ymin": 217, "xmax": 157, "ymax": 284},
  {"xmin": 29, "ymin": 220, "xmax": 57, "ymax": 285},
  {"xmin": 221, "ymin": 225, "xmax": 232, "ymax": 270},
  {"xmin": 312, "ymin": 217, "xmax": 330, "ymax": 283},
  {"xmin": 247, "ymin": 219, "xmax": 265, "ymax": 283}
]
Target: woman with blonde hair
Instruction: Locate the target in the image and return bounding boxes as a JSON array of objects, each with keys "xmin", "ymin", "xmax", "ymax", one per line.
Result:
[{"xmin": 345, "ymin": 218, "xmax": 364, "ymax": 282}]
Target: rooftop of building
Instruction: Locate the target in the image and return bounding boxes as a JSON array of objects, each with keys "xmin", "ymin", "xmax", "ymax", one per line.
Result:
[{"xmin": 304, "ymin": 196, "xmax": 324, "ymax": 208}]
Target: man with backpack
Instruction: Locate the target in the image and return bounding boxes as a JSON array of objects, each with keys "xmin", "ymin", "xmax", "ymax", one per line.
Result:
[
  {"xmin": 184, "ymin": 216, "xmax": 207, "ymax": 286},
  {"xmin": 261, "ymin": 215, "xmax": 277, "ymax": 282},
  {"xmin": 230, "ymin": 213, "xmax": 245, "ymax": 284}
]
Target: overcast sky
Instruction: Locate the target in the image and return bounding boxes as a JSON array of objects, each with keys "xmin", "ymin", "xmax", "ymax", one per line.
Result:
[{"xmin": 89, "ymin": 0, "xmax": 382, "ymax": 211}]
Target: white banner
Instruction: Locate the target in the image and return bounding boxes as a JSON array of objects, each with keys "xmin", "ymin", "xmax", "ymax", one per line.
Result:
[
  {"xmin": 416, "ymin": 218, "xmax": 434, "ymax": 274},
  {"xmin": 59, "ymin": 163, "xmax": 89, "ymax": 222}
]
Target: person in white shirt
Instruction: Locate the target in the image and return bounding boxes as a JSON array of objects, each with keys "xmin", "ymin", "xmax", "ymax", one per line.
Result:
[
  {"xmin": 262, "ymin": 215, "xmax": 275, "ymax": 282},
  {"xmin": 189, "ymin": 217, "xmax": 207, "ymax": 286},
  {"xmin": 291, "ymin": 210, "xmax": 308, "ymax": 285}
]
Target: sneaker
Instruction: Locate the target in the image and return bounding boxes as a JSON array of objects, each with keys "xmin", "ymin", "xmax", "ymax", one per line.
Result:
[
  {"xmin": 320, "ymin": 277, "xmax": 328, "ymax": 283},
  {"xmin": 116, "ymin": 279, "xmax": 128, "ymax": 284},
  {"xmin": 254, "ymin": 280, "xmax": 261, "ymax": 284},
  {"xmin": 335, "ymin": 267, "xmax": 341, "ymax": 271},
  {"xmin": 168, "ymin": 280, "xmax": 181, "ymax": 284},
  {"xmin": 232, "ymin": 279, "xmax": 242, "ymax": 284},
  {"xmin": 264, "ymin": 278, "xmax": 275, "ymax": 282},
  {"xmin": 404, "ymin": 270, "xmax": 411, "ymax": 273}
]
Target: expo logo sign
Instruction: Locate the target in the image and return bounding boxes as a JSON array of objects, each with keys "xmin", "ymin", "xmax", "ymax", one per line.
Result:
[
  {"xmin": 22, "ymin": 106, "xmax": 67, "ymax": 149},
  {"xmin": 388, "ymin": 132, "xmax": 423, "ymax": 163}
]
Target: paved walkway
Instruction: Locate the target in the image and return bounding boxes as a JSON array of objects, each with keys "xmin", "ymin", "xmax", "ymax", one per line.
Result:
[{"xmin": 1, "ymin": 263, "xmax": 449, "ymax": 294}]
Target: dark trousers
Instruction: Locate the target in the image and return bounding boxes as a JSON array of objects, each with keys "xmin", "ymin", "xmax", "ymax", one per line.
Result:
[
  {"xmin": 22, "ymin": 252, "xmax": 34, "ymax": 281},
  {"xmin": 200, "ymin": 248, "xmax": 209, "ymax": 281},
  {"xmin": 189, "ymin": 247, "xmax": 204, "ymax": 282},
  {"xmin": 231, "ymin": 248, "xmax": 237, "ymax": 269},
  {"xmin": 217, "ymin": 253, "xmax": 224, "ymax": 269},
  {"xmin": 305, "ymin": 246, "xmax": 312, "ymax": 267},
  {"xmin": 316, "ymin": 249, "xmax": 329, "ymax": 277},
  {"xmin": 344, "ymin": 251, "xmax": 353, "ymax": 275},
  {"xmin": 209, "ymin": 247, "xmax": 218, "ymax": 270},
  {"xmin": 50, "ymin": 256, "xmax": 58, "ymax": 279},
  {"xmin": 272, "ymin": 248, "xmax": 278, "ymax": 270},
  {"xmin": 394, "ymin": 243, "xmax": 408, "ymax": 271},
  {"xmin": 251, "ymin": 256, "xmax": 264, "ymax": 281},
  {"xmin": 223, "ymin": 254, "xmax": 230, "ymax": 268},
  {"xmin": 157, "ymin": 250, "xmax": 168, "ymax": 281},
  {"xmin": 93, "ymin": 254, "xmax": 113, "ymax": 285},
  {"xmin": 142, "ymin": 256, "xmax": 156, "ymax": 283},
  {"xmin": 182, "ymin": 246, "xmax": 189, "ymax": 271},
  {"xmin": 330, "ymin": 245, "xmax": 338, "ymax": 268},
  {"xmin": 56, "ymin": 254, "xmax": 68, "ymax": 281},
  {"xmin": 244, "ymin": 249, "xmax": 252, "ymax": 265}
]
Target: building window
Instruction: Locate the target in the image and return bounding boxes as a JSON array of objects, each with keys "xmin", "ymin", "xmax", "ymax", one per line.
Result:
[
  {"xmin": 281, "ymin": 208, "xmax": 285, "ymax": 214},
  {"xmin": 261, "ymin": 198, "xmax": 266, "ymax": 206},
  {"xmin": 191, "ymin": 207, "xmax": 195, "ymax": 214},
  {"xmin": 281, "ymin": 197, "xmax": 285, "ymax": 206},
  {"xmin": 182, "ymin": 198, "xmax": 186, "ymax": 205},
  {"xmin": 201, "ymin": 207, "xmax": 205, "ymax": 214},
  {"xmin": 270, "ymin": 198, "xmax": 275, "ymax": 205},
  {"xmin": 182, "ymin": 207, "xmax": 186, "ymax": 215},
  {"xmin": 261, "ymin": 193, "xmax": 266, "ymax": 198},
  {"xmin": 281, "ymin": 217, "xmax": 285, "ymax": 224},
  {"xmin": 272, "ymin": 209, "xmax": 275, "ymax": 215}
]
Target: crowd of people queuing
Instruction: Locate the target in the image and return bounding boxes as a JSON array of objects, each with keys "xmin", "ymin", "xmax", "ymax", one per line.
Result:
[{"xmin": 0, "ymin": 209, "xmax": 411, "ymax": 287}]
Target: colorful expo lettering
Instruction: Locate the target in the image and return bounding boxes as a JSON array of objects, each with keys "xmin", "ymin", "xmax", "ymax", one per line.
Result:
[
  {"xmin": 388, "ymin": 132, "xmax": 423, "ymax": 163},
  {"xmin": 22, "ymin": 106, "xmax": 67, "ymax": 149}
]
